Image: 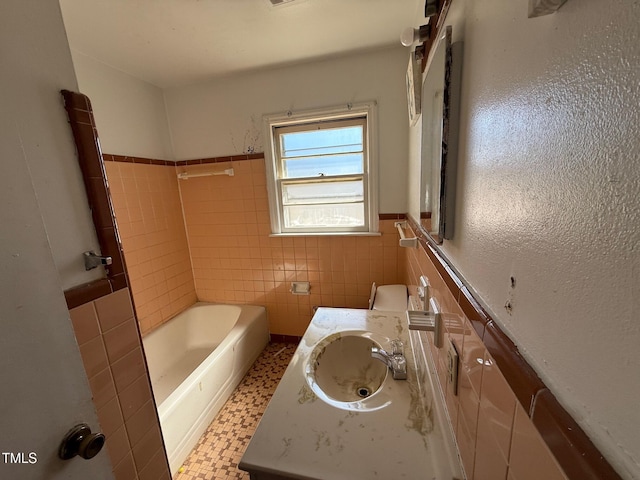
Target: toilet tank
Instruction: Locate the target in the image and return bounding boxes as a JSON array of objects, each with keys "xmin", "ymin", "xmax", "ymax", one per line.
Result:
[{"xmin": 369, "ymin": 284, "xmax": 408, "ymax": 311}]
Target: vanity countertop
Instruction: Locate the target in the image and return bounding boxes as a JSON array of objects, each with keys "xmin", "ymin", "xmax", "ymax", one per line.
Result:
[{"xmin": 239, "ymin": 307, "xmax": 464, "ymax": 480}]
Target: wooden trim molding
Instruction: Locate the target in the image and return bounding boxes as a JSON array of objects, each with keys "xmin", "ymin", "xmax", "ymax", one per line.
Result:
[{"xmin": 405, "ymin": 215, "xmax": 621, "ymax": 480}]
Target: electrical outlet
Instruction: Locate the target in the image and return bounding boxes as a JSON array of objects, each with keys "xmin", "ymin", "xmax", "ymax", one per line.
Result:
[{"xmin": 447, "ymin": 340, "xmax": 459, "ymax": 396}]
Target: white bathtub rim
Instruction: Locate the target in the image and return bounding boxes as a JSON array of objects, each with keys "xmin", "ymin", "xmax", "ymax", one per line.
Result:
[
  {"xmin": 143, "ymin": 303, "xmax": 241, "ymax": 392},
  {"xmin": 143, "ymin": 302, "xmax": 269, "ymax": 475},
  {"xmin": 154, "ymin": 303, "xmax": 266, "ymax": 418},
  {"xmin": 157, "ymin": 324, "xmax": 242, "ymax": 418},
  {"xmin": 166, "ymin": 344, "xmax": 263, "ymax": 474}
]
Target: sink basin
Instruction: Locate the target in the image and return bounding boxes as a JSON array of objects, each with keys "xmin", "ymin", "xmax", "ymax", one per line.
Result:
[{"xmin": 306, "ymin": 333, "xmax": 388, "ymax": 407}]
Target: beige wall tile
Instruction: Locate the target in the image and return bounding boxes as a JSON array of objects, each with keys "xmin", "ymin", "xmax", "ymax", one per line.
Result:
[
  {"xmin": 69, "ymin": 302, "xmax": 101, "ymax": 345},
  {"xmin": 112, "ymin": 452, "xmax": 137, "ymax": 480},
  {"xmin": 94, "ymin": 287, "xmax": 134, "ymax": 332},
  {"xmin": 480, "ymin": 351, "xmax": 517, "ymax": 462},
  {"xmin": 118, "ymin": 374, "xmax": 153, "ymax": 421},
  {"xmin": 509, "ymin": 404, "xmax": 568, "ymax": 480},
  {"xmin": 131, "ymin": 424, "xmax": 164, "ymax": 471},
  {"xmin": 111, "ymin": 347, "xmax": 147, "ymax": 394},
  {"xmin": 137, "ymin": 449, "xmax": 171, "ymax": 480},
  {"xmin": 67, "ymin": 288, "xmax": 170, "ymax": 479},
  {"xmin": 125, "ymin": 399, "xmax": 157, "ymax": 446},
  {"xmin": 460, "ymin": 319, "xmax": 485, "ymax": 397},
  {"xmin": 105, "ymin": 425, "xmax": 131, "ymax": 470},
  {"xmin": 97, "ymin": 395, "xmax": 125, "ymax": 438},
  {"xmin": 457, "ymin": 367, "xmax": 480, "ymax": 442},
  {"xmin": 457, "ymin": 413, "xmax": 477, "ymax": 479},
  {"xmin": 173, "ymin": 159, "xmax": 403, "ymax": 335},
  {"xmin": 105, "ymin": 161, "xmax": 196, "ymax": 335},
  {"xmin": 103, "ymin": 319, "xmax": 141, "ymax": 364},
  {"xmin": 88, "ymin": 367, "xmax": 117, "ymax": 410},
  {"xmin": 474, "ymin": 405, "xmax": 509, "ymax": 480},
  {"xmin": 79, "ymin": 335, "xmax": 109, "ymax": 378}
]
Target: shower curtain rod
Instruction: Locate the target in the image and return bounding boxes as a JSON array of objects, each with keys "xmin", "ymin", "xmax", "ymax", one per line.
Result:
[{"xmin": 177, "ymin": 168, "xmax": 235, "ymax": 180}]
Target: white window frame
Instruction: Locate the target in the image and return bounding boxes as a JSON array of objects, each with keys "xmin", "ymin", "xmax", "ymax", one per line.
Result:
[{"xmin": 263, "ymin": 102, "xmax": 379, "ymax": 235}]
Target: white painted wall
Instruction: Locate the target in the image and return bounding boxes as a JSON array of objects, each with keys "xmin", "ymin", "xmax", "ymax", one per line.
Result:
[
  {"xmin": 71, "ymin": 50, "xmax": 174, "ymax": 160},
  {"xmin": 1, "ymin": 1, "xmax": 113, "ymax": 477},
  {"xmin": 1, "ymin": 1, "xmax": 101, "ymax": 290},
  {"xmin": 408, "ymin": 1, "xmax": 640, "ymax": 478},
  {"xmin": 164, "ymin": 48, "xmax": 410, "ymax": 214}
]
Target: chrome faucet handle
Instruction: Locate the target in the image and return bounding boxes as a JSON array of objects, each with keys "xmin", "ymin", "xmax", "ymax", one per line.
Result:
[
  {"xmin": 390, "ymin": 339, "xmax": 407, "ymax": 379},
  {"xmin": 390, "ymin": 354, "xmax": 407, "ymax": 380},
  {"xmin": 371, "ymin": 342, "xmax": 407, "ymax": 380},
  {"xmin": 390, "ymin": 339, "xmax": 404, "ymax": 356}
]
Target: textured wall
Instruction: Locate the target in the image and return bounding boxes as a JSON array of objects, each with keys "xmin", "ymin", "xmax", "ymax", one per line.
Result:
[
  {"xmin": 407, "ymin": 0, "xmax": 640, "ymax": 477},
  {"xmin": 403, "ymin": 240, "xmax": 569, "ymax": 480}
]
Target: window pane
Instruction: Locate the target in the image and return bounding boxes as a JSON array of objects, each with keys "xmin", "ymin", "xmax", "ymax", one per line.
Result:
[
  {"xmin": 280, "ymin": 126, "xmax": 363, "ymax": 158},
  {"xmin": 283, "ymin": 203, "xmax": 365, "ymax": 229},
  {"xmin": 266, "ymin": 105, "xmax": 375, "ymax": 234},
  {"xmin": 282, "ymin": 153, "xmax": 363, "ymax": 178},
  {"xmin": 282, "ymin": 179, "xmax": 363, "ymax": 205}
]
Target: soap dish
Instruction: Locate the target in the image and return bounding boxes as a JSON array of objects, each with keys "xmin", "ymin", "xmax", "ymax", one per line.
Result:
[
  {"xmin": 406, "ymin": 310, "xmax": 437, "ymax": 331},
  {"xmin": 406, "ymin": 301, "xmax": 444, "ymax": 348}
]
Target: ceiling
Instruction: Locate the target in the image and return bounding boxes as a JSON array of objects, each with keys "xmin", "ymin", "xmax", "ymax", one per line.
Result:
[{"xmin": 59, "ymin": 0, "xmax": 423, "ymax": 89}]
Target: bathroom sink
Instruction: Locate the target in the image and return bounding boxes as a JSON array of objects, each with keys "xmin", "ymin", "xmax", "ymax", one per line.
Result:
[
  {"xmin": 241, "ymin": 308, "xmax": 465, "ymax": 480},
  {"xmin": 306, "ymin": 333, "xmax": 388, "ymax": 408}
]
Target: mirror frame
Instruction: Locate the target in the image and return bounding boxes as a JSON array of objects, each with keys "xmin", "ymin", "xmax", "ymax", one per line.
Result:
[{"xmin": 418, "ymin": 25, "xmax": 462, "ymax": 244}]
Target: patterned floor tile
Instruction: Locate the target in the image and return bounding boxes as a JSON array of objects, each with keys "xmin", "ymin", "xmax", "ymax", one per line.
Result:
[{"xmin": 175, "ymin": 343, "xmax": 296, "ymax": 480}]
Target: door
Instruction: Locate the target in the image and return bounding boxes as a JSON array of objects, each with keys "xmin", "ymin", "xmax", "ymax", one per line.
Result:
[{"xmin": 0, "ymin": 108, "xmax": 113, "ymax": 479}]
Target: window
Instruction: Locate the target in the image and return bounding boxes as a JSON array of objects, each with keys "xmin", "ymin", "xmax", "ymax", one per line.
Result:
[{"xmin": 264, "ymin": 103, "xmax": 378, "ymax": 234}]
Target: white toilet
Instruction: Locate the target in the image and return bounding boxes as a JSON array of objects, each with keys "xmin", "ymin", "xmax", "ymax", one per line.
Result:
[{"xmin": 368, "ymin": 283, "xmax": 408, "ymax": 311}]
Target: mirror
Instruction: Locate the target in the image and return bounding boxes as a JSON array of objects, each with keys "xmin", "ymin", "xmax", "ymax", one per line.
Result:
[{"xmin": 419, "ymin": 25, "xmax": 462, "ymax": 244}]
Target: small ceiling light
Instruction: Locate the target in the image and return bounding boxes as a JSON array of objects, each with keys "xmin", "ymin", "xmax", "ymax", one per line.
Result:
[{"xmin": 400, "ymin": 23, "xmax": 431, "ymax": 47}]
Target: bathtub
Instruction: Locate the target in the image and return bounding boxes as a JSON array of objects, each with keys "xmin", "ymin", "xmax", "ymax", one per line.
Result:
[{"xmin": 142, "ymin": 303, "xmax": 269, "ymax": 474}]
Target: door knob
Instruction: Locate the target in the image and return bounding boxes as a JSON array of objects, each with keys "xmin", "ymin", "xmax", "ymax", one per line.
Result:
[{"xmin": 58, "ymin": 424, "xmax": 105, "ymax": 460}]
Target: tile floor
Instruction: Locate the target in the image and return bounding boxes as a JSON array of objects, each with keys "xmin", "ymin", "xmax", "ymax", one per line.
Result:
[{"xmin": 175, "ymin": 342, "xmax": 296, "ymax": 480}]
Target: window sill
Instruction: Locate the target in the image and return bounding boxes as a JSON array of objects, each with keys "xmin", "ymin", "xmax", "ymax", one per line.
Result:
[{"xmin": 269, "ymin": 232, "xmax": 381, "ymax": 238}]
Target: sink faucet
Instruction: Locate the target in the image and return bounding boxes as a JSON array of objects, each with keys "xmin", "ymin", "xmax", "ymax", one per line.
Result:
[{"xmin": 371, "ymin": 339, "xmax": 407, "ymax": 380}]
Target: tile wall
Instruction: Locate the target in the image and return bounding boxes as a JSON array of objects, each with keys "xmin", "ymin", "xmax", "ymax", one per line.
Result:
[
  {"xmin": 178, "ymin": 159, "xmax": 402, "ymax": 336},
  {"xmin": 69, "ymin": 288, "xmax": 171, "ymax": 480},
  {"xmin": 105, "ymin": 155, "xmax": 402, "ymax": 338},
  {"xmin": 404, "ymin": 237, "xmax": 567, "ymax": 480},
  {"xmin": 402, "ymin": 219, "xmax": 620, "ymax": 480},
  {"xmin": 104, "ymin": 157, "xmax": 197, "ymax": 334}
]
